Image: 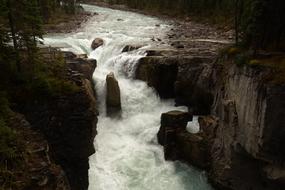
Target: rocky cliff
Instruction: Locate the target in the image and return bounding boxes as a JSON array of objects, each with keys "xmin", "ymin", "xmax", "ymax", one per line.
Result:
[
  {"xmin": 16, "ymin": 51, "xmax": 98, "ymax": 190},
  {"xmin": 136, "ymin": 55, "xmax": 214, "ymax": 114},
  {"xmin": 207, "ymin": 58, "xmax": 285, "ymax": 190},
  {"xmin": 136, "ymin": 49, "xmax": 285, "ymax": 189}
]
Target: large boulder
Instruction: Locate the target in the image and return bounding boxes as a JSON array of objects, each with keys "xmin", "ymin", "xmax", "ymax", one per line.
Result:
[
  {"xmin": 157, "ymin": 111, "xmax": 192, "ymax": 160},
  {"xmin": 106, "ymin": 72, "xmax": 121, "ymax": 116},
  {"xmin": 157, "ymin": 110, "xmax": 211, "ymax": 168},
  {"xmin": 91, "ymin": 38, "xmax": 104, "ymax": 50}
]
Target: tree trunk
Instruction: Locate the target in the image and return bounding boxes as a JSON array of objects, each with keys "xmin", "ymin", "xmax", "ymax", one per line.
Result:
[{"xmin": 7, "ymin": 0, "xmax": 21, "ymax": 72}]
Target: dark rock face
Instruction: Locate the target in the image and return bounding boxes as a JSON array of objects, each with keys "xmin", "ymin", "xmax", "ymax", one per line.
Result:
[
  {"xmin": 19, "ymin": 53, "xmax": 98, "ymax": 190},
  {"xmin": 157, "ymin": 110, "xmax": 211, "ymax": 167},
  {"xmin": 136, "ymin": 55, "xmax": 214, "ymax": 114},
  {"xmin": 91, "ymin": 38, "xmax": 104, "ymax": 50},
  {"xmin": 136, "ymin": 56, "xmax": 178, "ymax": 99},
  {"xmin": 208, "ymin": 62, "xmax": 285, "ymax": 190},
  {"xmin": 174, "ymin": 56, "xmax": 214, "ymax": 114},
  {"xmin": 158, "ymin": 110, "xmax": 192, "ymax": 145},
  {"xmin": 106, "ymin": 72, "xmax": 121, "ymax": 117},
  {"xmin": 68, "ymin": 58, "xmax": 97, "ymax": 81},
  {"xmin": 155, "ymin": 56, "xmax": 285, "ymax": 189}
]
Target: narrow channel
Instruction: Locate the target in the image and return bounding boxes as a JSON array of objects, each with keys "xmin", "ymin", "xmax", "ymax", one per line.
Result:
[{"xmin": 44, "ymin": 4, "xmax": 213, "ymax": 190}]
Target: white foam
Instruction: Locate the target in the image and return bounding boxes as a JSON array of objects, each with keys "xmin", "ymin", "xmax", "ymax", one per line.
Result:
[{"xmin": 44, "ymin": 4, "xmax": 213, "ymax": 190}]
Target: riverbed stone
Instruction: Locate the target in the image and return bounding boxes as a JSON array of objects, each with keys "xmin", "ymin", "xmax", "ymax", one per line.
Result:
[{"xmin": 91, "ymin": 38, "xmax": 104, "ymax": 50}]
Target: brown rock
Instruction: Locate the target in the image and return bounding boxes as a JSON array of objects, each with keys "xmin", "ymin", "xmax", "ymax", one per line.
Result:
[
  {"xmin": 106, "ymin": 72, "xmax": 121, "ymax": 116},
  {"xmin": 157, "ymin": 110, "xmax": 211, "ymax": 168},
  {"xmin": 157, "ymin": 111, "xmax": 193, "ymax": 160},
  {"xmin": 176, "ymin": 132, "xmax": 210, "ymax": 169},
  {"xmin": 136, "ymin": 56, "xmax": 178, "ymax": 98},
  {"xmin": 91, "ymin": 38, "xmax": 104, "ymax": 50}
]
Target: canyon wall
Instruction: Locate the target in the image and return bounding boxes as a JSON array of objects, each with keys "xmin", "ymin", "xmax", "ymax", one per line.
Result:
[
  {"xmin": 18, "ymin": 52, "xmax": 98, "ymax": 190},
  {"xmin": 208, "ymin": 59, "xmax": 285, "ymax": 190},
  {"xmin": 136, "ymin": 52, "xmax": 285, "ymax": 190}
]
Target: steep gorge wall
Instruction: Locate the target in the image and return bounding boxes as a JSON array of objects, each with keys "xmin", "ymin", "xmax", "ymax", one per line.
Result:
[
  {"xmin": 136, "ymin": 54, "xmax": 285, "ymax": 190},
  {"xmin": 18, "ymin": 53, "xmax": 98, "ymax": 190},
  {"xmin": 136, "ymin": 55, "xmax": 214, "ymax": 114},
  {"xmin": 209, "ymin": 60, "xmax": 285, "ymax": 189}
]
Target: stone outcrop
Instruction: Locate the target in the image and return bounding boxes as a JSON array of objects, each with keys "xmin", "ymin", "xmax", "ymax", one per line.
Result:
[
  {"xmin": 136, "ymin": 55, "xmax": 214, "ymax": 113},
  {"xmin": 18, "ymin": 51, "xmax": 98, "ymax": 190},
  {"xmin": 207, "ymin": 60, "xmax": 285, "ymax": 190},
  {"xmin": 156, "ymin": 57, "xmax": 285, "ymax": 189},
  {"xmin": 136, "ymin": 56, "xmax": 178, "ymax": 99},
  {"xmin": 91, "ymin": 38, "xmax": 104, "ymax": 50},
  {"xmin": 132, "ymin": 12, "xmax": 285, "ymax": 190},
  {"xmin": 106, "ymin": 72, "xmax": 121, "ymax": 116},
  {"xmin": 157, "ymin": 111, "xmax": 211, "ymax": 167}
]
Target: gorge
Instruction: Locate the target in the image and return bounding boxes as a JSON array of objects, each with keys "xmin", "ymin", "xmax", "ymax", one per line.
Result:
[
  {"xmin": 45, "ymin": 4, "xmax": 215, "ymax": 190},
  {"xmin": 1, "ymin": 1, "xmax": 284, "ymax": 190},
  {"xmin": 44, "ymin": 3, "xmax": 285, "ymax": 190}
]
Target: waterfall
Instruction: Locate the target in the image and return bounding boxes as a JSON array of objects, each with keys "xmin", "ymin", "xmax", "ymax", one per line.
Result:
[{"xmin": 44, "ymin": 4, "xmax": 213, "ymax": 190}]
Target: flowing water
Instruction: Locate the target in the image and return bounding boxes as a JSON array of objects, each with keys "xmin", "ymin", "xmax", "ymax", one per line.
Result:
[{"xmin": 44, "ymin": 4, "xmax": 213, "ymax": 190}]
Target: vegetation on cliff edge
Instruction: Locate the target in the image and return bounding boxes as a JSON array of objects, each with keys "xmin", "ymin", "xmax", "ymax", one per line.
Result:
[{"xmin": 0, "ymin": 1, "xmax": 80, "ymax": 188}]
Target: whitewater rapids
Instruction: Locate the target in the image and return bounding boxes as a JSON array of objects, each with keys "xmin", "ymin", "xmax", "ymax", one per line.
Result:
[{"xmin": 44, "ymin": 4, "xmax": 213, "ymax": 190}]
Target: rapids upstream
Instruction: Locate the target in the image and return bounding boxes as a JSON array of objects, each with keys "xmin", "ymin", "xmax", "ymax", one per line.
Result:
[{"xmin": 44, "ymin": 4, "xmax": 213, "ymax": 190}]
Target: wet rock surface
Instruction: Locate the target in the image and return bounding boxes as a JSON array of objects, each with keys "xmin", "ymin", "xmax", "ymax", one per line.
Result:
[
  {"xmin": 156, "ymin": 58, "xmax": 285, "ymax": 190},
  {"xmin": 91, "ymin": 38, "xmax": 104, "ymax": 50},
  {"xmin": 136, "ymin": 56, "xmax": 178, "ymax": 99},
  {"xmin": 157, "ymin": 111, "xmax": 212, "ymax": 169},
  {"xmin": 106, "ymin": 72, "xmax": 122, "ymax": 117},
  {"xmin": 136, "ymin": 55, "xmax": 214, "ymax": 114},
  {"xmin": 136, "ymin": 20, "xmax": 233, "ymax": 114},
  {"xmin": 133, "ymin": 13, "xmax": 285, "ymax": 190}
]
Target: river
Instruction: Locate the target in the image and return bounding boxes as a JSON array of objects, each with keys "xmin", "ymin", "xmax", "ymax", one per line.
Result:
[{"xmin": 44, "ymin": 4, "xmax": 213, "ymax": 190}]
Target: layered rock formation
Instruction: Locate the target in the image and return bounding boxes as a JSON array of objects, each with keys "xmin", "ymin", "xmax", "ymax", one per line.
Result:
[
  {"xmin": 157, "ymin": 110, "xmax": 211, "ymax": 169},
  {"xmin": 17, "ymin": 51, "xmax": 98, "ymax": 190},
  {"xmin": 207, "ymin": 60, "xmax": 285, "ymax": 190},
  {"xmin": 136, "ymin": 56, "xmax": 178, "ymax": 99},
  {"xmin": 134, "ymin": 23, "xmax": 285, "ymax": 188},
  {"xmin": 136, "ymin": 55, "xmax": 213, "ymax": 114},
  {"xmin": 152, "ymin": 55, "xmax": 285, "ymax": 190}
]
